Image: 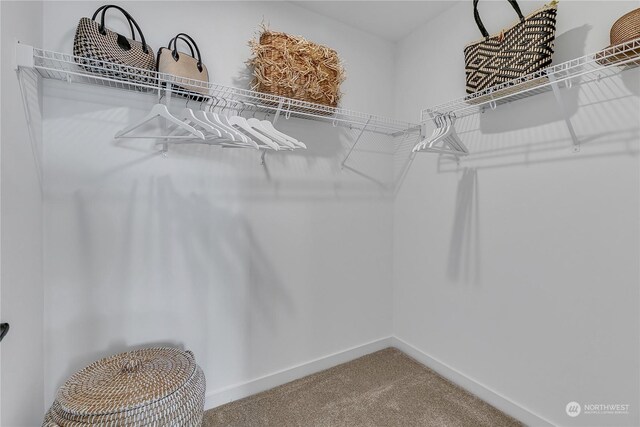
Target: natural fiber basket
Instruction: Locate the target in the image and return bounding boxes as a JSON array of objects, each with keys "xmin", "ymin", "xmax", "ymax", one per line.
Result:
[
  {"xmin": 43, "ymin": 347, "xmax": 205, "ymax": 427},
  {"xmin": 595, "ymin": 8, "xmax": 640, "ymax": 66},
  {"xmin": 249, "ymin": 27, "xmax": 345, "ymax": 108}
]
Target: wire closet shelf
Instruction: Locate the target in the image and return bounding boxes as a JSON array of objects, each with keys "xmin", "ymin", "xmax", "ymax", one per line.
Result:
[
  {"xmin": 422, "ymin": 37, "xmax": 640, "ymax": 122},
  {"xmin": 23, "ymin": 45, "xmax": 417, "ymax": 137}
]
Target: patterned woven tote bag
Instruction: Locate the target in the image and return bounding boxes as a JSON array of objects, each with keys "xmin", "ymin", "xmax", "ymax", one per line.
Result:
[
  {"xmin": 464, "ymin": 0, "xmax": 557, "ymax": 96},
  {"xmin": 73, "ymin": 5, "xmax": 155, "ymax": 84}
]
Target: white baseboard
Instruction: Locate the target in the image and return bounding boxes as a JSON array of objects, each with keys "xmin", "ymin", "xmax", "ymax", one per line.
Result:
[
  {"xmin": 204, "ymin": 335, "xmax": 554, "ymax": 427},
  {"xmin": 205, "ymin": 336, "xmax": 394, "ymax": 410},
  {"xmin": 391, "ymin": 337, "xmax": 554, "ymax": 427}
]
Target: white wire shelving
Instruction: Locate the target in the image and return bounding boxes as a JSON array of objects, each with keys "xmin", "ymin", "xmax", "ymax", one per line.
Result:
[
  {"xmin": 15, "ymin": 44, "xmax": 418, "ymax": 137},
  {"xmin": 421, "ymin": 37, "xmax": 640, "ymax": 122}
]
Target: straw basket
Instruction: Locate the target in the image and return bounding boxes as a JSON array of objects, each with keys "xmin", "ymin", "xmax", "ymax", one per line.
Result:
[
  {"xmin": 595, "ymin": 8, "xmax": 640, "ymax": 66},
  {"xmin": 43, "ymin": 347, "xmax": 205, "ymax": 426},
  {"xmin": 249, "ymin": 28, "xmax": 345, "ymax": 108}
]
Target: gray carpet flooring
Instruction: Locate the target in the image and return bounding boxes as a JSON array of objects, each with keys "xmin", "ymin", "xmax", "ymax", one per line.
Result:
[{"xmin": 203, "ymin": 348, "xmax": 523, "ymax": 427}]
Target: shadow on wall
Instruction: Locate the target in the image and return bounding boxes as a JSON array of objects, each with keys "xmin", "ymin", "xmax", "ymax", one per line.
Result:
[
  {"xmin": 53, "ymin": 173, "xmax": 294, "ymax": 396},
  {"xmin": 232, "ymin": 57, "xmax": 253, "ymax": 91},
  {"xmin": 152, "ymin": 175, "xmax": 295, "ymax": 387},
  {"xmin": 434, "ymin": 67, "xmax": 640, "ymax": 173},
  {"xmin": 622, "ymin": 66, "xmax": 640, "ymax": 95},
  {"xmin": 479, "ymin": 24, "xmax": 591, "ymax": 134},
  {"xmin": 447, "ymin": 168, "xmax": 481, "ymax": 284},
  {"xmin": 41, "ymin": 79, "xmax": 398, "ymax": 197},
  {"xmin": 16, "ymin": 67, "xmax": 43, "ymax": 183}
]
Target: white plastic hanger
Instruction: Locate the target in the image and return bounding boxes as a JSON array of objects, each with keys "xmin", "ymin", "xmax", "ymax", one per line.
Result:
[
  {"xmin": 437, "ymin": 115, "xmax": 467, "ymax": 154},
  {"xmin": 214, "ymin": 113, "xmax": 251, "ymax": 143},
  {"xmin": 228, "ymin": 116, "xmax": 279, "ymax": 150},
  {"xmin": 165, "ymin": 116, "xmax": 260, "ymax": 150},
  {"xmin": 260, "ymin": 121, "xmax": 307, "ymax": 149},
  {"xmin": 243, "ymin": 100, "xmax": 303, "ymax": 150},
  {"xmin": 236, "ymin": 102, "xmax": 288, "ymax": 149},
  {"xmin": 206, "ymin": 111, "xmax": 259, "ymax": 148},
  {"xmin": 413, "ymin": 114, "xmax": 467, "ymax": 155},
  {"xmin": 443, "ymin": 118, "xmax": 467, "ymax": 154},
  {"xmin": 427, "ymin": 115, "xmax": 449, "ymax": 149},
  {"xmin": 247, "ymin": 118, "xmax": 296, "ymax": 150},
  {"xmin": 194, "ymin": 110, "xmax": 233, "ymax": 140},
  {"xmin": 176, "ymin": 108, "xmax": 222, "ymax": 138},
  {"xmin": 209, "ymin": 98, "xmax": 258, "ymax": 147},
  {"xmin": 166, "ymin": 127, "xmax": 253, "ymax": 149},
  {"xmin": 413, "ymin": 116, "xmax": 444, "ymax": 152},
  {"xmin": 115, "ymin": 104, "xmax": 205, "ymax": 140},
  {"xmin": 234, "ymin": 102, "xmax": 292, "ymax": 149}
]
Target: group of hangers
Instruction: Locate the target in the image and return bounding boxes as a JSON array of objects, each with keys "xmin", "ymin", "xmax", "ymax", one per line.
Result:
[
  {"xmin": 412, "ymin": 113, "xmax": 468, "ymax": 156},
  {"xmin": 115, "ymin": 96, "xmax": 306, "ymax": 151}
]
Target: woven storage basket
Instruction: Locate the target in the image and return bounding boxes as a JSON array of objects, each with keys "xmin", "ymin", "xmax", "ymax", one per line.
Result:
[
  {"xmin": 43, "ymin": 347, "xmax": 205, "ymax": 427},
  {"xmin": 595, "ymin": 8, "xmax": 640, "ymax": 66},
  {"xmin": 249, "ymin": 28, "xmax": 345, "ymax": 108}
]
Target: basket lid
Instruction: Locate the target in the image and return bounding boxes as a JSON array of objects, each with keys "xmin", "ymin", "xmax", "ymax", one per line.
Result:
[{"xmin": 56, "ymin": 347, "xmax": 197, "ymax": 416}]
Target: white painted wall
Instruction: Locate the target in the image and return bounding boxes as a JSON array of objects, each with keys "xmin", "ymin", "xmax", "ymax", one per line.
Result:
[
  {"xmin": 393, "ymin": 1, "xmax": 640, "ymax": 426},
  {"xmin": 4, "ymin": 1, "xmax": 638, "ymax": 424},
  {"xmin": 0, "ymin": 1, "xmax": 45, "ymax": 426},
  {"xmin": 41, "ymin": 0, "xmax": 395, "ymax": 412}
]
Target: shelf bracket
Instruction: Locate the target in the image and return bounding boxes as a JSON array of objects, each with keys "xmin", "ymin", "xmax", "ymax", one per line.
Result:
[
  {"xmin": 14, "ymin": 41, "xmax": 34, "ymax": 70},
  {"xmin": 272, "ymin": 98, "xmax": 285, "ymax": 125},
  {"xmin": 160, "ymin": 83, "xmax": 172, "ymax": 155},
  {"xmin": 341, "ymin": 115, "xmax": 372, "ymax": 169},
  {"xmin": 548, "ymin": 73, "xmax": 580, "ymax": 152}
]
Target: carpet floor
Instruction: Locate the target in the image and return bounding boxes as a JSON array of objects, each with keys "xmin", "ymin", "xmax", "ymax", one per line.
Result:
[{"xmin": 203, "ymin": 348, "xmax": 523, "ymax": 427}]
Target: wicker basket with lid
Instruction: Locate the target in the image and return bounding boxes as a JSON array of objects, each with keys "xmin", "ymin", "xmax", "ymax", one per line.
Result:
[{"xmin": 43, "ymin": 347, "xmax": 205, "ymax": 426}]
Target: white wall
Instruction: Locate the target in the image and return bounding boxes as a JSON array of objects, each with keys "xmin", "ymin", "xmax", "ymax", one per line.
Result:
[
  {"xmin": 393, "ymin": 1, "xmax": 640, "ymax": 426},
  {"xmin": 41, "ymin": 1, "xmax": 395, "ymax": 412},
  {"xmin": 0, "ymin": 1, "xmax": 45, "ymax": 426},
  {"xmin": 5, "ymin": 1, "xmax": 638, "ymax": 424}
]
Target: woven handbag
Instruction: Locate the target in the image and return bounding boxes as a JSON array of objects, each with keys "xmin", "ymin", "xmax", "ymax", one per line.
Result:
[
  {"xmin": 73, "ymin": 5, "xmax": 155, "ymax": 84},
  {"xmin": 157, "ymin": 33, "xmax": 210, "ymax": 98},
  {"xmin": 464, "ymin": 0, "xmax": 558, "ymax": 96}
]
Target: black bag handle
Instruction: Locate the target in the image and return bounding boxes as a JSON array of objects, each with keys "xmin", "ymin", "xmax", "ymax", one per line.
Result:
[
  {"xmin": 91, "ymin": 5, "xmax": 149, "ymax": 53},
  {"xmin": 168, "ymin": 36, "xmax": 195, "ymax": 58},
  {"xmin": 91, "ymin": 5, "xmax": 135, "ymax": 40},
  {"xmin": 168, "ymin": 33, "xmax": 203, "ymax": 72},
  {"xmin": 473, "ymin": 0, "xmax": 525, "ymax": 39}
]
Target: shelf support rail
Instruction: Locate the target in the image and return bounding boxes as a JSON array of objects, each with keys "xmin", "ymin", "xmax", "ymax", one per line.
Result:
[
  {"xmin": 341, "ymin": 115, "xmax": 372, "ymax": 169},
  {"xmin": 14, "ymin": 42, "xmax": 44, "ymax": 188},
  {"xmin": 548, "ymin": 71, "xmax": 580, "ymax": 152},
  {"xmin": 160, "ymin": 82, "xmax": 173, "ymax": 155},
  {"xmin": 272, "ymin": 98, "xmax": 285, "ymax": 125}
]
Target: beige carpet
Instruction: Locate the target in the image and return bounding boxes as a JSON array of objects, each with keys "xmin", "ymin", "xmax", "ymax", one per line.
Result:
[{"xmin": 203, "ymin": 348, "xmax": 523, "ymax": 427}]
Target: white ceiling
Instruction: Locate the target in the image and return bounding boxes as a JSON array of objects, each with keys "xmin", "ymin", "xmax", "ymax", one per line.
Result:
[{"xmin": 291, "ymin": 1, "xmax": 460, "ymax": 42}]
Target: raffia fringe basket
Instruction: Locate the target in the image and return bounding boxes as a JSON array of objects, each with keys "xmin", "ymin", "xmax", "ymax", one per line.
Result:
[
  {"xmin": 42, "ymin": 347, "xmax": 205, "ymax": 427},
  {"xmin": 249, "ymin": 27, "xmax": 345, "ymax": 109}
]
